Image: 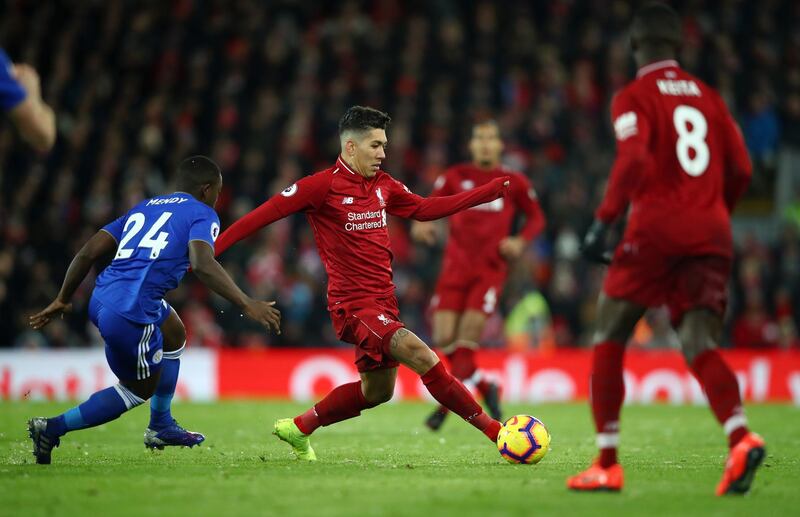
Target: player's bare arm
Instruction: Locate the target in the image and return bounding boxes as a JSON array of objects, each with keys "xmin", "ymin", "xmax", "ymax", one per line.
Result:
[
  {"xmin": 189, "ymin": 240, "xmax": 281, "ymax": 334},
  {"xmin": 9, "ymin": 63, "xmax": 56, "ymax": 152},
  {"xmin": 29, "ymin": 230, "xmax": 117, "ymax": 329}
]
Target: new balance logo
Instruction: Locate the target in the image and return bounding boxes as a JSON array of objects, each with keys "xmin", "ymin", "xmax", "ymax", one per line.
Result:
[
  {"xmin": 342, "ymin": 197, "xmax": 354, "ymax": 204},
  {"xmin": 377, "ymin": 314, "xmax": 392, "ymax": 326}
]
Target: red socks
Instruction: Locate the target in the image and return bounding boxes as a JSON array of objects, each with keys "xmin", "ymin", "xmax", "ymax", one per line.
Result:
[
  {"xmin": 422, "ymin": 361, "xmax": 500, "ymax": 442},
  {"xmin": 294, "ymin": 381, "xmax": 377, "ymax": 435},
  {"xmin": 447, "ymin": 346, "xmax": 478, "ymax": 380},
  {"xmin": 690, "ymin": 349, "xmax": 748, "ymax": 448},
  {"xmin": 591, "ymin": 341, "xmax": 626, "ymax": 468},
  {"xmin": 447, "ymin": 346, "xmax": 492, "ymax": 397}
]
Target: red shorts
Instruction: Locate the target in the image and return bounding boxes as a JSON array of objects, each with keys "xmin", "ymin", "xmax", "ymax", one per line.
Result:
[
  {"xmin": 604, "ymin": 243, "xmax": 731, "ymax": 326},
  {"xmin": 330, "ymin": 296, "xmax": 404, "ymax": 373},
  {"xmin": 431, "ymin": 267, "xmax": 506, "ymax": 315}
]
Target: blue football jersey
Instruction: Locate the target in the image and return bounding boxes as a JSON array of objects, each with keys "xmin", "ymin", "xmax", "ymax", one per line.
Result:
[
  {"xmin": 0, "ymin": 49, "xmax": 26, "ymax": 111},
  {"xmin": 93, "ymin": 192, "xmax": 220, "ymax": 324}
]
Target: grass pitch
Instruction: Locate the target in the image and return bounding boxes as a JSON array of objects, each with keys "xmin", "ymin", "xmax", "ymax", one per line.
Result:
[{"xmin": 1, "ymin": 401, "xmax": 797, "ymax": 516}]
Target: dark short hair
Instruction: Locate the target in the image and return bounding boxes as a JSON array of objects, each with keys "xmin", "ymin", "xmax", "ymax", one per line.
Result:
[
  {"xmin": 632, "ymin": 2, "xmax": 682, "ymax": 47},
  {"xmin": 338, "ymin": 106, "xmax": 391, "ymax": 136},
  {"xmin": 175, "ymin": 155, "xmax": 221, "ymax": 192}
]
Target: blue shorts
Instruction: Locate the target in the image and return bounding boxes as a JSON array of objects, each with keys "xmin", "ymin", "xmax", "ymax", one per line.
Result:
[{"xmin": 88, "ymin": 295, "xmax": 172, "ymax": 382}]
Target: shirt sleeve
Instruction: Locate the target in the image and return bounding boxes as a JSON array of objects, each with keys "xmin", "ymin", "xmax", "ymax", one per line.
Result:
[
  {"xmin": 215, "ymin": 172, "xmax": 332, "ymax": 256},
  {"xmin": 595, "ymin": 89, "xmax": 652, "ymax": 224},
  {"xmin": 189, "ymin": 208, "xmax": 221, "ymax": 249},
  {"xmin": 100, "ymin": 215, "xmax": 126, "ymax": 242},
  {"xmin": 0, "ymin": 50, "xmax": 26, "ymax": 111},
  {"xmin": 386, "ymin": 175, "xmax": 508, "ymax": 221},
  {"xmin": 509, "ymin": 174, "xmax": 546, "ymax": 241}
]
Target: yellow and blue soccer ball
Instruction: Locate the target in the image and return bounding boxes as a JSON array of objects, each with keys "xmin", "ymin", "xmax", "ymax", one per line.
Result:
[{"xmin": 496, "ymin": 415, "xmax": 551, "ymax": 464}]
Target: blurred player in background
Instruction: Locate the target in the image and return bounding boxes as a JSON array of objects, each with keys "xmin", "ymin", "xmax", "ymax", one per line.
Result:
[
  {"xmin": 27, "ymin": 156, "xmax": 280, "ymax": 464},
  {"xmin": 215, "ymin": 106, "xmax": 509, "ymax": 460},
  {"xmin": 411, "ymin": 120, "xmax": 545, "ymax": 430},
  {"xmin": 0, "ymin": 48, "xmax": 55, "ymax": 152},
  {"xmin": 567, "ymin": 3, "xmax": 762, "ymax": 495}
]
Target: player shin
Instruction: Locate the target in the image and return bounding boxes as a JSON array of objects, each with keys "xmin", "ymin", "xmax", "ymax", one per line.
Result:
[{"xmin": 389, "ymin": 329, "xmax": 501, "ymax": 442}]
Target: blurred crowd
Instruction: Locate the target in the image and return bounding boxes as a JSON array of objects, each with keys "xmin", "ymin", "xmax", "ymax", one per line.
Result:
[{"xmin": 1, "ymin": 0, "xmax": 799, "ymax": 351}]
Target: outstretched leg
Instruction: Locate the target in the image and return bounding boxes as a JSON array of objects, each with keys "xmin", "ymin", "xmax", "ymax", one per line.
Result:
[
  {"xmin": 29, "ymin": 373, "xmax": 158, "ymax": 464},
  {"xmin": 389, "ymin": 328, "xmax": 501, "ymax": 443},
  {"xmin": 29, "ymin": 303, "xmax": 164, "ymax": 464},
  {"xmin": 428, "ymin": 309, "xmax": 501, "ymax": 429}
]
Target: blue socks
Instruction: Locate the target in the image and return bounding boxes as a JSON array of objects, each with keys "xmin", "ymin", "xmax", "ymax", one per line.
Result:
[
  {"xmin": 149, "ymin": 348, "xmax": 183, "ymax": 430},
  {"xmin": 47, "ymin": 384, "xmax": 145, "ymax": 437}
]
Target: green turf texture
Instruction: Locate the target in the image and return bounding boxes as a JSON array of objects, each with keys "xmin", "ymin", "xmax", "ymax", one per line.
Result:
[{"xmin": 1, "ymin": 401, "xmax": 797, "ymax": 516}]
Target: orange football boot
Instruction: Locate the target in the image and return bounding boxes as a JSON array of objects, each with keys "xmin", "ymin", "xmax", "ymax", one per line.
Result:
[
  {"xmin": 716, "ymin": 432, "xmax": 766, "ymax": 496},
  {"xmin": 567, "ymin": 459, "xmax": 624, "ymax": 492}
]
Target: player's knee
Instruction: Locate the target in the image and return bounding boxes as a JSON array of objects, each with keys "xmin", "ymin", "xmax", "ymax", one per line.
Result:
[
  {"xmin": 677, "ymin": 310, "xmax": 718, "ymax": 364},
  {"xmin": 121, "ymin": 374, "xmax": 160, "ymax": 400},
  {"xmin": 393, "ymin": 334, "xmax": 438, "ymax": 375},
  {"xmin": 363, "ymin": 385, "xmax": 393, "ymax": 405},
  {"xmin": 457, "ymin": 324, "xmax": 482, "ymax": 345},
  {"xmin": 432, "ymin": 328, "xmax": 456, "ymax": 350},
  {"xmin": 677, "ymin": 327, "xmax": 711, "ymax": 364},
  {"xmin": 592, "ymin": 325, "xmax": 628, "ymax": 346},
  {"xmin": 162, "ymin": 315, "xmax": 187, "ymax": 353},
  {"xmin": 123, "ymin": 381, "xmax": 155, "ymax": 401}
]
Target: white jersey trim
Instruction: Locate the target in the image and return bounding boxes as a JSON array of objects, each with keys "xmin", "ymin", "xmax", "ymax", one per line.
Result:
[{"xmin": 636, "ymin": 59, "xmax": 680, "ymax": 78}]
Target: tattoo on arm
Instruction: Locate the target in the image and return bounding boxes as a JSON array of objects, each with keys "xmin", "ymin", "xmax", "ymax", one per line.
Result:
[{"xmin": 390, "ymin": 328, "xmax": 410, "ymax": 352}]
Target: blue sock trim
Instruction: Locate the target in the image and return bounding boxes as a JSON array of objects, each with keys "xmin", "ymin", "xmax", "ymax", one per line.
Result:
[
  {"xmin": 63, "ymin": 407, "xmax": 87, "ymax": 431},
  {"xmin": 150, "ymin": 394, "xmax": 173, "ymax": 413}
]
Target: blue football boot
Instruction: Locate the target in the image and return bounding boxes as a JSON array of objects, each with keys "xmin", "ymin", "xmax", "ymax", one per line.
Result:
[{"xmin": 144, "ymin": 419, "xmax": 205, "ymax": 449}]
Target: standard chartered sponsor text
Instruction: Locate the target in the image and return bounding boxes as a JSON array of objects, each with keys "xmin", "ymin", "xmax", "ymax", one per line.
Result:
[{"xmin": 345, "ymin": 210, "xmax": 387, "ymax": 231}]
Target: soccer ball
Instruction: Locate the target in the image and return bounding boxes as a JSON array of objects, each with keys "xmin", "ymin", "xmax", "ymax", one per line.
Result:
[{"xmin": 496, "ymin": 415, "xmax": 551, "ymax": 464}]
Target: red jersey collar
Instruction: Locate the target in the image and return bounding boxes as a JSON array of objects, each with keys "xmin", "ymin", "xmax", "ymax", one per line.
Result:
[
  {"xmin": 636, "ymin": 59, "xmax": 680, "ymax": 78},
  {"xmin": 335, "ymin": 155, "xmax": 363, "ymax": 181},
  {"xmin": 336, "ymin": 155, "xmax": 359, "ymax": 175}
]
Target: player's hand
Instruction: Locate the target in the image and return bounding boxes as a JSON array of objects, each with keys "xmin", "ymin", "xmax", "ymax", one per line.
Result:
[
  {"xmin": 243, "ymin": 300, "xmax": 282, "ymax": 334},
  {"xmin": 499, "ymin": 236, "xmax": 526, "ymax": 260},
  {"xmin": 29, "ymin": 299, "xmax": 72, "ymax": 330},
  {"xmin": 410, "ymin": 221, "xmax": 438, "ymax": 246},
  {"xmin": 12, "ymin": 64, "xmax": 43, "ymax": 100},
  {"xmin": 580, "ymin": 219, "xmax": 613, "ymax": 265},
  {"xmin": 488, "ymin": 176, "xmax": 511, "ymax": 196}
]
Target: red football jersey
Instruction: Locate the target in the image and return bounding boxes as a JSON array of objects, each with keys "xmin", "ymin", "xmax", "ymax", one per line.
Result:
[
  {"xmin": 215, "ymin": 156, "xmax": 509, "ymax": 306},
  {"xmin": 432, "ymin": 163, "xmax": 545, "ymax": 272},
  {"xmin": 596, "ymin": 60, "xmax": 752, "ymax": 257}
]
